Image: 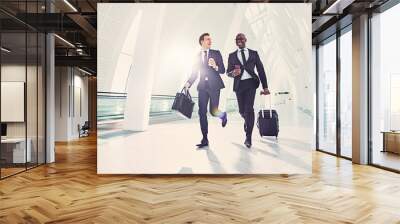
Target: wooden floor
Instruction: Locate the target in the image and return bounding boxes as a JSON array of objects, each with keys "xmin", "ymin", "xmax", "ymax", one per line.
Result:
[
  {"xmin": 1, "ymin": 135, "xmax": 400, "ymax": 223},
  {"xmin": 0, "ymin": 167, "xmax": 26, "ymax": 178}
]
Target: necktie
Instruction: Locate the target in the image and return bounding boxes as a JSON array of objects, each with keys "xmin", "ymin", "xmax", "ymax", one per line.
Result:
[
  {"xmin": 203, "ymin": 51, "xmax": 207, "ymax": 65},
  {"xmin": 240, "ymin": 49, "xmax": 247, "ymax": 65},
  {"xmin": 203, "ymin": 51, "xmax": 208, "ymax": 82}
]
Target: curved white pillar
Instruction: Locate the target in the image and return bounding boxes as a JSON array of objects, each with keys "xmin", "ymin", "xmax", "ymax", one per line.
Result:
[{"xmin": 124, "ymin": 5, "xmax": 166, "ymax": 131}]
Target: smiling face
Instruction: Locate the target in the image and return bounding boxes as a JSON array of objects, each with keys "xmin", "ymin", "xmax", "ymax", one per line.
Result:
[
  {"xmin": 201, "ymin": 35, "xmax": 212, "ymax": 49},
  {"xmin": 235, "ymin": 33, "xmax": 247, "ymax": 49}
]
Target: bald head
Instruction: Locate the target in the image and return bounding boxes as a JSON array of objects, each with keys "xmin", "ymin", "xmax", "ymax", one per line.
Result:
[{"xmin": 235, "ymin": 33, "xmax": 247, "ymax": 49}]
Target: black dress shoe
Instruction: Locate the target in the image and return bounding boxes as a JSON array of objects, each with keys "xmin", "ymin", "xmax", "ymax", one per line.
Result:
[
  {"xmin": 221, "ymin": 112, "xmax": 228, "ymax": 127},
  {"xmin": 196, "ymin": 139, "xmax": 209, "ymax": 148},
  {"xmin": 244, "ymin": 138, "xmax": 252, "ymax": 148}
]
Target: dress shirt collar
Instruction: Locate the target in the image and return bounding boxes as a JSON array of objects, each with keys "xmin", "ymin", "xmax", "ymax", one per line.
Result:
[{"xmin": 201, "ymin": 48, "xmax": 210, "ymax": 54}]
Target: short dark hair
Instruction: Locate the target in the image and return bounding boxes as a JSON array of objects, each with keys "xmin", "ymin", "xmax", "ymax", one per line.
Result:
[{"xmin": 199, "ymin": 33, "xmax": 210, "ymax": 45}]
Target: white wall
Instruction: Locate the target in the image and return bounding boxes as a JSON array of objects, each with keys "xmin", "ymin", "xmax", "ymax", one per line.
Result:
[
  {"xmin": 1, "ymin": 65, "xmax": 38, "ymax": 138},
  {"xmin": 55, "ymin": 67, "xmax": 69, "ymax": 141},
  {"xmin": 55, "ymin": 67, "xmax": 89, "ymax": 141},
  {"xmin": 72, "ymin": 74, "xmax": 89, "ymax": 137},
  {"xmin": 1, "ymin": 65, "xmax": 26, "ymax": 130},
  {"xmin": 1, "ymin": 63, "xmax": 46, "ymax": 164}
]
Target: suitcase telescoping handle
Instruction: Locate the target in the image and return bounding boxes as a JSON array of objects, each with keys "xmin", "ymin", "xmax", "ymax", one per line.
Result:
[{"xmin": 261, "ymin": 93, "xmax": 272, "ymax": 118}]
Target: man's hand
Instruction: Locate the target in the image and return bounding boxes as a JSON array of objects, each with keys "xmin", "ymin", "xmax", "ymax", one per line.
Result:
[
  {"xmin": 184, "ymin": 82, "xmax": 191, "ymax": 90},
  {"xmin": 232, "ymin": 68, "xmax": 241, "ymax": 77},
  {"xmin": 260, "ymin": 88, "xmax": 270, "ymax": 95},
  {"xmin": 208, "ymin": 58, "xmax": 217, "ymax": 70}
]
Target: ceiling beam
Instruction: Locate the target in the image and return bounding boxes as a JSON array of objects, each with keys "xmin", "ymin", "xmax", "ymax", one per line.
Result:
[
  {"xmin": 55, "ymin": 55, "xmax": 96, "ymax": 71},
  {"xmin": 67, "ymin": 13, "xmax": 97, "ymax": 39},
  {"xmin": 323, "ymin": 0, "xmax": 356, "ymax": 14}
]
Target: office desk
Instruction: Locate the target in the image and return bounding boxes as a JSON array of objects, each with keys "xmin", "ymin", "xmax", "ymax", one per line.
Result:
[
  {"xmin": 1, "ymin": 138, "xmax": 31, "ymax": 163},
  {"xmin": 382, "ymin": 131, "xmax": 400, "ymax": 154}
]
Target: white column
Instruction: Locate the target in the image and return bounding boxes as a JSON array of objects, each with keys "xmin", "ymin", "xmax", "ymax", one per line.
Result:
[
  {"xmin": 124, "ymin": 5, "xmax": 166, "ymax": 131},
  {"xmin": 352, "ymin": 14, "xmax": 369, "ymax": 164},
  {"xmin": 46, "ymin": 32, "xmax": 55, "ymax": 163}
]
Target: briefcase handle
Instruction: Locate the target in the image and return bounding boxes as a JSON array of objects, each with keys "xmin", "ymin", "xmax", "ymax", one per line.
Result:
[{"xmin": 181, "ymin": 88, "xmax": 192, "ymax": 101}]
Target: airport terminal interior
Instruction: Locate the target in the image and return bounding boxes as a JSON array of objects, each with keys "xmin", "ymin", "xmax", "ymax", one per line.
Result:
[{"xmin": 1, "ymin": 0, "xmax": 400, "ymax": 222}]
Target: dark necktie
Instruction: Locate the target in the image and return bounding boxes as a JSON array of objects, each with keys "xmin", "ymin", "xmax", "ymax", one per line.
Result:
[
  {"xmin": 203, "ymin": 51, "xmax": 207, "ymax": 65},
  {"xmin": 240, "ymin": 49, "xmax": 247, "ymax": 65}
]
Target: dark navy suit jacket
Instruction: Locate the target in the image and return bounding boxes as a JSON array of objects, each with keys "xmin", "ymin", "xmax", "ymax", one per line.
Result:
[
  {"xmin": 188, "ymin": 49, "xmax": 226, "ymax": 91},
  {"xmin": 226, "ymin": 49, "xmax": 268, "ymax": 92}
]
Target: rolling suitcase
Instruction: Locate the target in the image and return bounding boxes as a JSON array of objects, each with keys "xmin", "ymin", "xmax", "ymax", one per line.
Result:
[
  {"xmin": 172, "ymin": 88, "xmax": 195, "ymax": 119},
  {"xmin": 257, "ymin": 95, "xmax": 279, "ymax": 138}
]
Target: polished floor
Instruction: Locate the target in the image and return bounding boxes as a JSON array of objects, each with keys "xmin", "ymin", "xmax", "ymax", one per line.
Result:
[
  {"xmin": 1, "ymin": 135, "xmax": 400, "ymax": 223},
  {"xmin": 98, "ymin": 113, "xmax": 312, "ymax": 174},
  {"xmin": 0, "ymin": 167, "xmax": 25, "ymax": 178},
  {"xmin": 372, "ymin": 150, "xmax": 400, "ymax": 171},
  {"xmin": 1, "ymin": 163, "xmax": 44, "ymax": 178}
]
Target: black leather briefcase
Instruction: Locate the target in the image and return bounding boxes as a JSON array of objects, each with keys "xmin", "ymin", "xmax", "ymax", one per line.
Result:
[{"xmin": 172, "ymin": 89, "xmax": 195, "ymax": 119}]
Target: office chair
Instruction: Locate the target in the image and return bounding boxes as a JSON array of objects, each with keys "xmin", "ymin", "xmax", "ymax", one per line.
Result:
[{"xmin": 79, "ymin": 121, "xmax": 90, "ymax": 138}]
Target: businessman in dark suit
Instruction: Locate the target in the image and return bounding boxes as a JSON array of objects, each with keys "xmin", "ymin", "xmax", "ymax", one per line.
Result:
[
  {"xmin": 184, "ymin": 33, "xmax": 227, "ymax": 148},
  {"xmin": 227, "ymin": 33, "xmax": 270, "ymax": 148}
]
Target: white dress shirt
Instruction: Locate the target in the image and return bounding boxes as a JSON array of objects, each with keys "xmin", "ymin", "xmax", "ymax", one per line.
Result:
[
  {"xmin": 237, "ymin": 48, "xmax": 252, "ymax": 80},
  {"xmin": 201, "ymin": 49, "xmax": 210, "ymax": 80},
  {"xmin": 201, "ymin": 49, "xmax": 209, "ymax": 64}
]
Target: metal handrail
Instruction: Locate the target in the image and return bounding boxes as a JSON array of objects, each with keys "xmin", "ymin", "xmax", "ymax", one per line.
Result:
[
  {"xmin": 97, "ymin": 92, "xmax": 238, "ymax": 100},
  {"xmin": 97, "ymin": 92, "xmax": 238, "ymax": 121}
]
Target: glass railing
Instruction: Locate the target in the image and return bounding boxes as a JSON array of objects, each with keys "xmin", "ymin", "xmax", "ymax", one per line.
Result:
[
  {"xmin": 149, "ymin": 95, "xmax": 177, "ymax": 117},
  {"xmin": 98, "ymin": 92, "xmax": 238, "ymax": 122},
  {"xmin": 98, "ymin": 92, "xmax": 127, "ymax": 121}
]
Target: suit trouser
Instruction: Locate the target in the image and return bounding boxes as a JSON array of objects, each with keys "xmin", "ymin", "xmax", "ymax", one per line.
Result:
[
  {"xmin": 198, "ymin": 86, "xmax": 222, "ymax": 138},
  {"xmin": 236, "ymin": 79, "xmax": 257, "ymax": 138}
]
